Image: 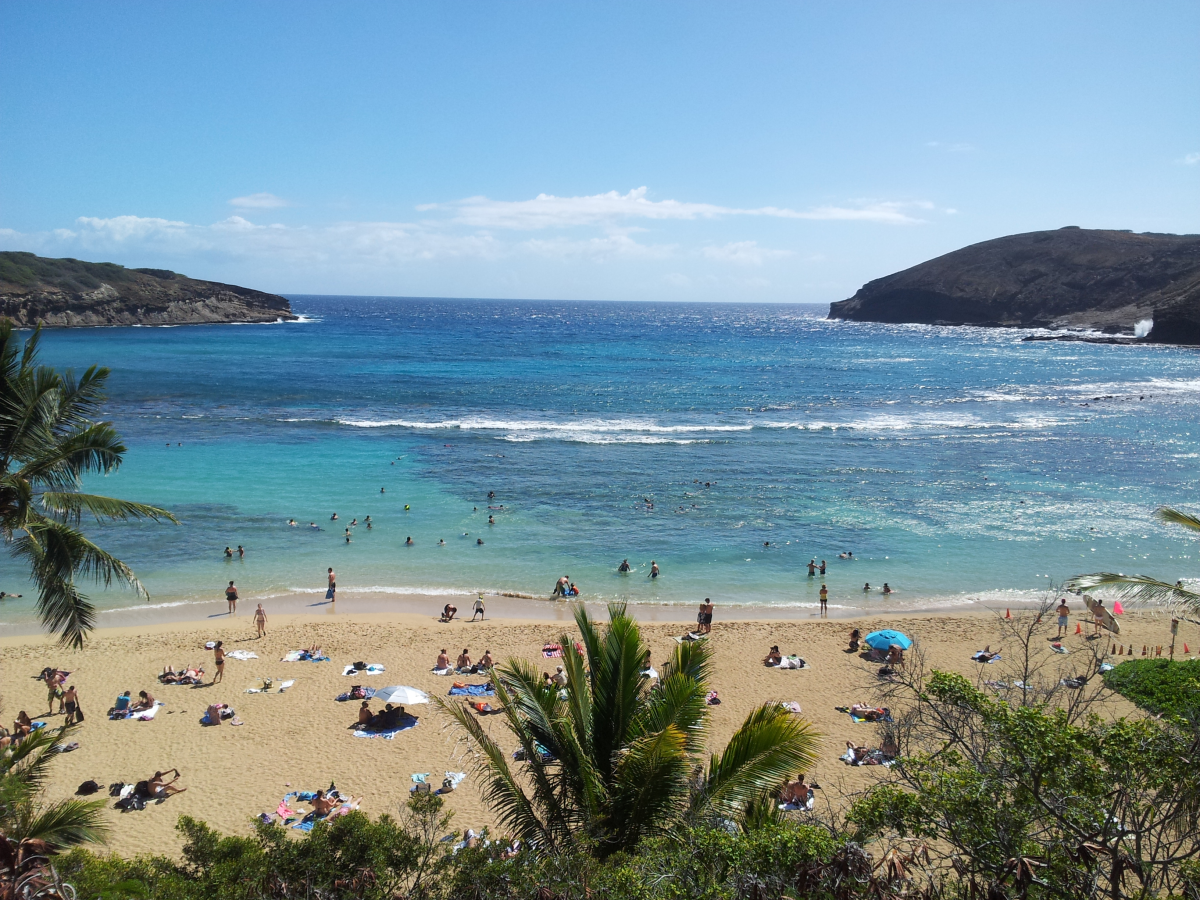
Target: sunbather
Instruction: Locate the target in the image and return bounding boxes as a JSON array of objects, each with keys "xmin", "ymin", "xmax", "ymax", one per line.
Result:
[
  {"xmin": 109, "ymin": 692, "xmax": 132, "ymax": 717},
  {"xmin": 780, "ymin": 773, "xmax": 810, "ymax": 805},
  {"xmin": 456, "ymin": 648, "xmax": 473, "ymax": 671},
  {"xmin": 436, "ymin": 649, "xmax": 451, "ymax": 670},
  {"xmin": 763, "ymin": 645, "xmax": 783, "ymax": 666},
  {"xmin": 848, "ymin": 629, "xmax": 861, "ymax": 652},
  {"xmin": 13, "ymin": 711, "xmax": 32, "ymax": 740},
  {"xmin": 972, "ymin": 646, "xmax": 1002, "ymax": 662},
  {"xmin": 886, "ymin": 645, "xmax": 905, "ymax": 667},
  {"xmin": 131, "ymin": 691, "xmax": 156, "ymax": 713},
  {"xmin": 849, "ymin": 703, "xmax": 889, "ymax": 721},
  {"xmin": 357, "ymin": 701, "xmax": 373, "ymax": 726},
  {"xmin": 845, "ymin": 741, "xmax": 870, "ymax": 764},
  {"xmin": 148, "ymin": 769, "xmax": 186, "ymax": 797},
  {"xmin": 479, "ymin": 650, "xmax": 494, "ymax": 669},
  {"xmin": 311, "ymin": 790, "xmax": 337, "ymax": 816}
]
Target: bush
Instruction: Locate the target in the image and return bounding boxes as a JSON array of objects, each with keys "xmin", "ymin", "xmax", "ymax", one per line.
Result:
[{"xmin": 1103, "ymin": 658, "xmax": 1200, "ymax": 723}]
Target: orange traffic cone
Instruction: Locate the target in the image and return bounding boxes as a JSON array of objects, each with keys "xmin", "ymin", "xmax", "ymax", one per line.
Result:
[
  {"xmin": 1143, "ymin": 645, "xmax": 1148, "ymax": 656},
  {"xmin": 1185, "ymin": 643, "xmax": 1190, "ymax": 653},
  {"xmin": 1005, "ymin": 608, "xmax": 1012, "ymax": 619},
  {"xmin": 1076, "ymin": 622, "xmax": 1082, "ymax": 635}
]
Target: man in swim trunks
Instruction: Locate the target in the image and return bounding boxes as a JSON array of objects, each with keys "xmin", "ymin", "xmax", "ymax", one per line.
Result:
[
  {"xmin": 327, "ymin": 568, "xmax": 336, "ymax": 602},
  {"xmin": 212, "ymin": 641, "xmax": 225, "ymax": 684},
  {"xmin": 699, "ymin": 598, "xmax": 714, "ymax": 634},
  {"xmin": 226, "ymin": 581, "xmax": 238, "ymax": 615},
  {"xmin": 1056, "ymin": 598, "xmax": 1070, "ymax": 637},
  {"xmin": 148, "ymin": 769, "xmax": 186, "ymax": 797},
  {"xmin": 441, "ymin": 603, "xmax": 457, "ymax": 621},
  {"xmin": 649, "ymin": 561, "xmax": 660, "ymax": 579},
  {"xmin": 807, "ymin": 559, "xmax": 816, "ymax": 576},
  {"xmin": 457, "ymin": 648, "xmax": 473, "ymax": 671},
  {"xmin": 436, "ymin": 649, "xmax": 451, "ymax": 670},
  {"xmin": 253, "ymin": 603, "xmax": 267, "ymax": 637},
  {"xmin": 63, "ymin": 685, "xmax": 79, "ymax": 725},
  {"xmin": 471, "ymin": 596, "xmax": 485, "ymax": 621},
  {"xmin": 618, "ymin": 559, "xmax": 631, "ymax": 572}
]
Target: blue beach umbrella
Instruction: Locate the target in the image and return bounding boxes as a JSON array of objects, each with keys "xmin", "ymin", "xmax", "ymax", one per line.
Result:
[{"xmin": 864, "ymin": 630, "xmax": 912, "ymax": 651}]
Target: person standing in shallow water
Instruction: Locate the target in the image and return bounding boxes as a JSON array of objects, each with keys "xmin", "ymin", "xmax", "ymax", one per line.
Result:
[
  {"xmin": 819, "ymin": 584, "xmax": 828, "ymax": 614},
  {"xmin": 326, "ymin": 568, "xmax": 336, "ymax": 603},
  {"xmin": 225, "ymin": 581, "xmax": 238, "ymax": 615}
]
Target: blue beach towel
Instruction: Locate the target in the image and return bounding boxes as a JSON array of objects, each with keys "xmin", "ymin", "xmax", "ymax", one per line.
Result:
[
  {"xmin": 448, "ymin": 684, "xmax": 494, "ymax": 697},
  {"xmin": 352, "ymin": 715, "xmax": 419, "ymax": 739}
]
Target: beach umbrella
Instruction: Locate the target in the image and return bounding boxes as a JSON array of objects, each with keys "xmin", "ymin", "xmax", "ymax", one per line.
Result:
[
  {"xmin": 374, "ymin": 685, "xmax": 429, "ymax": 705},
  {"xmin": 864, "ymin": 630, "xmax": 912, "ymax": 651}
]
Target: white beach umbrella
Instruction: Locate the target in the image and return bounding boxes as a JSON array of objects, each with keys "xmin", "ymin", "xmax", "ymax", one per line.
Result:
[{"xmin": 374, "ymin": 685, "xmax": 430, "ymax": 705}]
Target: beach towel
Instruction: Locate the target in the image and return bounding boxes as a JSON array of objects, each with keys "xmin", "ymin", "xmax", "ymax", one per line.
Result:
[
  {"xmin": 778, "ymin": 791, "xmax": 815, "ymax": 812},
  {"xmin": 448, "ymin": 684, "xmax": 494, "ymax": 696},
  {"xmin": 442, "ymin": 772, "xmax": 467, "ymax": 791},
  {"xmin": 432, "ymin": 667, "xmax": 453, "ymax": 676},
  {"xmin": 129, "ymin": 702, "xmax": 163, "ymax": 721},
  {"xmin": 640, "ymin": 666, "xmax": 658, "ymax": 679},
  {"xmin": 411, "ymin": 773, "xmax": 431, "ymax": 783},
  {"xmin": 778, "ymin": 701, "xmax": 803, "ymax": 714},
  {"xmin": 847, "ymin": 709, "xmax": 893, "ymax": 724},
  {"xmin": 226, "ymin": 650, "xmax": 259, "ymax": 661},
  {"xmin": 469, "ymin": 701, "xmax": 495, "ymax": 713},
  {"xmin": 279, "ymin": 680, "xmax": 294, "ymax": 692},
  {"xmin": 335, "ymin": 687, "xmax": 376, "ymax": 702},
  {"xmin": 840, "ymin": 748, "xmax": 895, "ymax": 767},
  {"xmin": 705, "ymin": 691, "xmax": 720, "ymax": 705},
  {"xmin": 673, "ymin": 632, "xmax": 707, "ymax": 644},
  {"xmin": 282, "ymin": 650, "xmax": 329, "ymax": 663},
  {"xmin": 1051, "ymin": 644, "xmax": 1070, "ymax": 654},
  {"xmin": 541, "ymin": 644, "xmax": 563, "ymax": 658},
  {"xmin": 777, "ymin": 656, "xmax": 808, "ymax": 670},
  {"xmin": 342, "ymin": 664, "xmax": 385, "ymax": 676},
  {"xmin": 276, "ymin": 799, "xmax": 298, "ymax": 818},
  {"xmin": 352, "ymin": 715, "xmax": 419, "ymax": 739}
]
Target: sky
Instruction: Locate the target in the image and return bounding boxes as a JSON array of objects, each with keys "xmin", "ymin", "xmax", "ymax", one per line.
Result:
[{"xmin": 1, "ymin": 3, "xmax": 1198, "ymax": 303}]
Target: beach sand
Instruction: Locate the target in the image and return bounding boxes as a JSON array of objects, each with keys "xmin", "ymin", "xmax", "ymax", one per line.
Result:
[{"xmin": 0, "ymin": 601, "xmax": 1183, "ymax": 860}]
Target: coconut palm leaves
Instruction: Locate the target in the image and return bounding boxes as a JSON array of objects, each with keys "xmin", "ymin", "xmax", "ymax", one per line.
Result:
[
  {"xmin": 1066, "ymin": 506, "xmax": 1200, "ymax": 616},
  {"xmin": 0, "ymin": 726, "xmax": 107, "ymax": 894},
  {"xmin": 0, "ymin": 322, "xmax": 174, "ymax": 647},
  {"xmin": 440, "ymin": 602, "xmax": 820, "ymax": 857}
]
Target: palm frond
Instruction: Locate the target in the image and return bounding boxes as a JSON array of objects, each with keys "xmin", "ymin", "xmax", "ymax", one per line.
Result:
[
  {"xmin": 9, "ymin": 798, "xmax": 108, "ymax": 850},
  {"xmin": 1064, "ymin": 572, "xmax": 1200, "ymax": 615},
  {"xmin": 604, "ymin": 725, "xmax": 691, "ymax": 852},
  {"xmin": 694, "ymin": 704, "xmax": 821, "ymax": 820},
  {"xmin": 39, "ymin": 492, "xmax": 177, "ymax": 525},
  {"xmin": 1155, "ymin": 506, "xmax": 1200, "ymax": 534}
]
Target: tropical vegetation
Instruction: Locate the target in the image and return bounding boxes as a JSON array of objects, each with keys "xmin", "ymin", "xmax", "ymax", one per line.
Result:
[
  {"xmin": 1103, "ymin": 657, "xmax": 1200, "ymax": 724},
  {"xmin": 0, "ymin": 725, "xmax": 106, "ymax": 899},
  {"xmin": 439, "ymin": 602, "xmax": 821, "ymax": 857},
  {"xmin": 0, "ymin": 321, "xmax": 174, "ymax": 647}
]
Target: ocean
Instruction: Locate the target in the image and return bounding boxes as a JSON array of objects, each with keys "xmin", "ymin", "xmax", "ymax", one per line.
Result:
[{"xmin": 1, "ymin": 296, "xmax": 1198, "ymax": 628}]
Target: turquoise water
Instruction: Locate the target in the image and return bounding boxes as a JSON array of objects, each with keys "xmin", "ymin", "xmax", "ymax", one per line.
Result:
[{"xmin": 1, "ymin": 296, "xmax": 1198, "ymax": 626}]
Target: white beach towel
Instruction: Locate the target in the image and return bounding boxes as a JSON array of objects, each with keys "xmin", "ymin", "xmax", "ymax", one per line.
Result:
[
  {"xmin": 226, "ymin": 650, "xmax": 259, "ymax": 661},
  {"xmin": 129, "ymin": 702, "xmax": 163, "ymax": 721},
  {"xmin": 343, "ymin": 664, "xmax": 385, "ymax": 676},
  {"xmin": 432, "ymin": 667, "xmax": 453, "ymax": 676}
]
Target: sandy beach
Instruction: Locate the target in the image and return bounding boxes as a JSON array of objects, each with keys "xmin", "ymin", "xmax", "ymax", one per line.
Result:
[{"xmin": 0, "ymin": 601, "xmax": 1184, "ymax": 860}]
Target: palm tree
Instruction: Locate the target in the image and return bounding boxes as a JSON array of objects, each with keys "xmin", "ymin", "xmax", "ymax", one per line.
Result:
[
  {"xmin": 1066, "ymin": 506, "xmax": 1200, "ymax": 617},
  {"xmin": 440, "ymin": 603, "xmax": 820, "ymax": 857},
  {"xmin": 0, "ymin": 322, "xmax": 174, "ymax": 647},
  {"xmin": 0, "ymin": 726, "xmax": 107, "ymax": 897}
]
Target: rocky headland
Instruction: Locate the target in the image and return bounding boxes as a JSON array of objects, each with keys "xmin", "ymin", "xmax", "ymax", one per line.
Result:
[
  {"xmin": 828, "ymin": 227, "xmax": 1200, "ymax": 344},
  {"xmin": 0, "ymin": 251, "xmax": 297, "ymax": 327}
]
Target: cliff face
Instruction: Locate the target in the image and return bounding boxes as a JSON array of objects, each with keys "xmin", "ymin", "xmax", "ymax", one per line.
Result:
[
  {"xmin": 828, "ymin": 228, "xmax": 1200, "ymax": 344},
  {"xmin": 0, "ymin": 252, "xmax": 297, "ymax": 327}
]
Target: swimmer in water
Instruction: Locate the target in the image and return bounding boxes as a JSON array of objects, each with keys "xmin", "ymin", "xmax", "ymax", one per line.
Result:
[
  {"xmin": 488, "ymin": 491, "xmax": 495, "ymax": 499},
  {"xmin": 863, "ymin": 583, "xmax": 871, "ymax": 592},
  {"xmin": 404, "ymin": 504, "xmax": 410, "ymax": 510},
  {"xmin": 488, "ymin": 515, "xmax": 495, "ymax": 525},
  {"xmin": 648, "ymin": 561, "xmax": 660, "ymax": 579},
  {"xmin": 406, "ymin": 536, "xmax": 414, "ymax": 545},
  {"xmin": 0, "ymin": 592, "xmax": 23, "ymax": 599},
  {"xmin": 882, "ymin": 583, "xmax": 892, "ymax": 595},
  {"xmin": 224, "ymin": 546, "xmax": 233, "ymax": 559},
  {"xmin": 477, "ymin": 537, "xmax": 484, "ymax": 545},
  {"xmin": 288, "ymin": 519, "xmax": 297, "ymax": 527},
  {"xmin": 309, "ymin": 522, "xmax": 318, "ymax": 529},
  {"xmin": 618, "ymin": 559, "xmax": 631, "ymax": 573},
  {"xmin": 350, "ymin": 518, "xmax": 357, "ymax": 527}
]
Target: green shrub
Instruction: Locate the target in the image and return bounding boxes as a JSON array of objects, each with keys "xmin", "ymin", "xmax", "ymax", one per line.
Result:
[{"xmin": 1103, "ymin": 658, "xmax": 1200, "ymax": 723}]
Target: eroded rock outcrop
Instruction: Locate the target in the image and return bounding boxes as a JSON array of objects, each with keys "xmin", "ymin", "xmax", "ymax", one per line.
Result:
[
  {"xmin": 828, "ymin": 228, "xmax": 1200, "ymax": 344},
  {"xmin": 0, "ymin": 252, "xmax": 297, "ymax": 327}
]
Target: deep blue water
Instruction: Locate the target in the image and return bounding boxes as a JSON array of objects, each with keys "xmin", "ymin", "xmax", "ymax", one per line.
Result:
[{"xmin": 1, "ymin": 296, "xmax": 1198, "ymax": 625}]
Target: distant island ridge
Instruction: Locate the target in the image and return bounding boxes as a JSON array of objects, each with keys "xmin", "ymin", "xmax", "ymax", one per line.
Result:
[
  {"xmin": 0, "ymin": 251, "xmax": 296, "ymax": 327},
  {"xmin": 829, "ymin": 227, "xmax": 1200, "ymax": 345}
]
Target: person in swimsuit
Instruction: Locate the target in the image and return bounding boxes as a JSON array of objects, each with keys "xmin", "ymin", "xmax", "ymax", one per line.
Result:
[
  {"xmin": 327, "ymin": 568, "xmax": 336, "ymax": 603},
  {"xmin": 1056, "ymin": 598, "xmax": 1070, "ymax": 637},
  {"xmin": 698, "ymin": 598, "xmax": 714, "ymax": 634},
  {"xmin": 441, "ymin": 604, "xmax": 457, "ymax": 622},
  {"xmin": 357, "ymin": 701, "xmax": 373, "ymax": 726},
  {"xmin": 212, "ymin": 641, "xmax": 225, "ymax": 684},
  {"xmin": 479, "ymin": 649, "xmax": 494, "ymax": 669},
  {"xmin": 148, "ymin": 769, "xmax": 186, "ymax": 797},
  {"xmin": 224, "ymin": 546, "xmax": 233, "ymax": 559},
  {"xmin": 819, "ymin": 584, "xmax": 828, "ymax": 613},
  {"xmin": 649, "ymin": 561, "xmax": 660, "ymax": 579},
  {"xmin": 882, "ymin": 583, "xmax": 892, "ymax": 595},
  {"xmin": 763, "ymin": 645, "xmax": 782, "ymax": 666},
  {"xmin": 63, "ymin": 685, "xmax": 79, "ymax": 725},
  {"xmin": 237, "ymin": 545, "xmax": 244, "ymax": 559},
  {"xmin": 253, "ymin": 603, "xmax": 267, "ymax": 637},
  {"xmin": 471, "ymin": 596, "xmax": 485, "ymax": 621},
  {"xmin": 618, "ymin": 559, "xmax": 631, "ymax": 572},
  {"xmin": 807, "ymin": 559, "xmax": 816, "ymax": 576},
  {"xmin": 456, "ymin": 648, "xmax": 473, "ymax": 671},
  {"xmin": 130, "ymin": 690, "xmax": 155, "ymax": 713},
  {"xmin": 436, "ymin": 649, "xmax": 451, "ymax": 670}
]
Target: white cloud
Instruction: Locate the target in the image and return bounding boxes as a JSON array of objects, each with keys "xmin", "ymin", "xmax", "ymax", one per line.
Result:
[
  {"xmin": 423, "ymin": 187, "xmax": 933, "ymax": 229},
  {"xmin": 702, "ymin": 241, "xmax": 791, "ymax": 266},
  {"xmin": 1181, "ymin": 152, "xmax": 1200, "ymax": 165},
  {"xmin": 229, "ymin": 192, "xmax": 291, "ymax": 209}
]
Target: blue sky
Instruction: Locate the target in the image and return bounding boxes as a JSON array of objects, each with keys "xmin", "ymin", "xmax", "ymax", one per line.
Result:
[{"xmin": 2, "ymin": 3, "xmax": 1197, "ymax": 302}]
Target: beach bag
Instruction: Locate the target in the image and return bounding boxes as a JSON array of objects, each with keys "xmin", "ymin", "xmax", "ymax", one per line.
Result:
[
  {"xmin": 77, "ymin": 780, "xmax": 100, "ymax": 796},
  {"xmin": 325, "ymin": 587, "xmax": 335, "ymax": 600},
  {"xmin": 350, "ymin": 685, "xmax": 366, "ymax": 699},
  {"xmin": 109, "ymin": 782, "xmax": 126, "ymax": 797},
  {"xmin": 74, "ymin": 706, "xmax": 85, "ymax": 723},
  {"xmin": 116, "ymin": 794, "xmax": 146, "ymax": 811},
  {"xmin": 353, "ymin": 661, "xmax": 366, "ymax": 671},
  {"xmin": 441, "ymin": 777, "xmax": 455, "ymax": 792}
]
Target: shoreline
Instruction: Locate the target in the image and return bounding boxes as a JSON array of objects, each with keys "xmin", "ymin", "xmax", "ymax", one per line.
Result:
[{"xmin": 0, "ymin": 587, "xmax": 1061, "ymax": 639}]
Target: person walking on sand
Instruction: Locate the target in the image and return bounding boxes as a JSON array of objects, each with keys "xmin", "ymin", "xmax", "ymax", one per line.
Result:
[
  {"xmin": 819, "ymin": 584, "xmax": 828, "ymax": 613},
  {"xmin": 212, "ymin": 641, "xmax": 225, "ymax": 684},
  {"xmin": 326, "ymin": 568, "xmax": 336, "ymax": 603},
  {"xmin": 253, "ymin": 603, "xmax": 267, "ymax": 638},
  {"xmin": 471, "ymin": 595, "xmax": 485, "ymax": 621},
  {"xmin": 225, "ymin": 581, "xmax": 238, "ymax": 615},
  {"xmin": 63, "ymin": 685, "xmax": 80, "ymax": 725},
  {"xmin": 699, "ymin": 598, "xmax": 714, "ymax": 634},
  {"xmin": 1056, "ymin": 597, "xmax": 1071, "ymax": 637}
]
